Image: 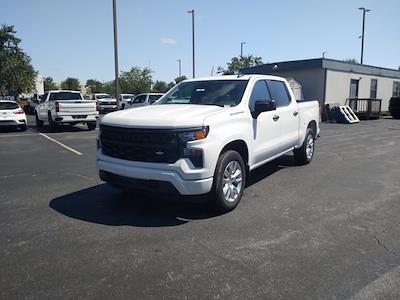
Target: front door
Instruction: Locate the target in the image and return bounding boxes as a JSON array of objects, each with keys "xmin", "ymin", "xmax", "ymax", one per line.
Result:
[{"xmin": 249, "ymin": 80, "xmax": 282, "ymax": 166}]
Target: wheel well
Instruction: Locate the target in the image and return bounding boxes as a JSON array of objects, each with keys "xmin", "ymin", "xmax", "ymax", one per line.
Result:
[
  {"xmin": 308, "ymin": 120, "xmax": 317, "ymax": 138},
  {"xmin": 220, "ymin": 140, "xmax": 249, "ymax": 168}
]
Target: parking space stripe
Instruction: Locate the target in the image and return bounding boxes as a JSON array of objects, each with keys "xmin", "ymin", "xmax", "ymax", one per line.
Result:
[
  {"xmin": 0, "ymin": 134, "xmax": 37, "ymax": 138},
  {"xmin": 27, "ymin": 128, "xmax": 83, "ymax": 156}
]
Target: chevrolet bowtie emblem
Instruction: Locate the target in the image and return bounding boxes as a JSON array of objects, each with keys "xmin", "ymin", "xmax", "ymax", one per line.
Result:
[{"xmin": 155, "ymin": 151, "xmax": 164, "ymax": 155}]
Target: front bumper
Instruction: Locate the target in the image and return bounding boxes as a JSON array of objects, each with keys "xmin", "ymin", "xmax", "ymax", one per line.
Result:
[
  {"xmin": 99, "ymin": 105, "xmax": 117, "ymax": 112},
  {"xmin": 97, "ymin": 151, "xmax": 213, "ymax": 195}
]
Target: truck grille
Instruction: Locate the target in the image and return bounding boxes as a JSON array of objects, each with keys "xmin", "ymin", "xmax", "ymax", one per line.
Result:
[{"xmin": 100, "ymin": 125, "xmax": 182, "ymax": 163}]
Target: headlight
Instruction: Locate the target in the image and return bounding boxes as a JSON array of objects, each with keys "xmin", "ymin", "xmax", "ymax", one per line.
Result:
[{"xmin": 178, "ymin": 126, "xmax": 209, "ymax": 142}]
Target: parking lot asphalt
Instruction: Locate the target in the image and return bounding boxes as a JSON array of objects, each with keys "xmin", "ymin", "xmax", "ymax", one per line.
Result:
[{"xmin": 1, "ymin": 115, "xmax": 400, "ymax": 299}]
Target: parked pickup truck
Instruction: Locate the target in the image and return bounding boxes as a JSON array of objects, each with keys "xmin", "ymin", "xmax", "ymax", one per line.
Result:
[
  {"xmin": 35, "ymin": 90, "xmax": 99, "ymax": 130},
  {"xmin": 122, "ymin": 93, "xmax": 164, "ymax": 109},
  {"xmin": 92, "ymin": 93, "xmax": 118, "ymax": 113},
  {"xmin": 97, "ymin": 75, "xmax": 320, "ymax": 212}
]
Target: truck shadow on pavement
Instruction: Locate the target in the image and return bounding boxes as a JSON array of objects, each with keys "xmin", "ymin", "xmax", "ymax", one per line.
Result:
[
  {"xmin": 49, "ymin": 183, "xmax": 223, "ymax": 227},
  {"xmin": 49, "ymin": 155, "xmax": 299, "ymax": 227},
  {"xmin": 29, "ymin": 124, "xmax": 95, "ymax": 133}
]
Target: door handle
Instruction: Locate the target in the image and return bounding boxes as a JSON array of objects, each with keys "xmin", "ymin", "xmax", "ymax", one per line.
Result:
[
  {"xmin": 293, "ymin": 111, "xmax": 299, "ymax": 116},
  {"xmin": 273, "ymin": 115, "xmax": 280, "ymax": 121}
]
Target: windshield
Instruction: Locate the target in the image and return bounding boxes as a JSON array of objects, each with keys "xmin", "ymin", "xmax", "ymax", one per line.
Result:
[
  {"xmin": 122, "ymin": 95, "xmax": 134, "ymax": 99},
  {"xmin": 49, "ymin": 92, "xmax": 83, "ymax": 101},
  {"xmin": 0, "ymin": 102, "xmax": 18, "ymax": 110},
  {"xmin": 97, "ymin": 94, "xmax": 112, "ymax": 99},
  {"xmin": 156, "ymin": 80, "xmax": 248, "ymax": 107}
]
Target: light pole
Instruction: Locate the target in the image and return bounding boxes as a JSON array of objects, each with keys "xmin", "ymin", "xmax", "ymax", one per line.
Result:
[
  {"xmin": 322, "ymin": 51, "xmax": 327, "ymax": 58},
  {"xmin": 240, "ymin": 42, "xmax": 246, "ymax": 58},
  {"xmin": 112, "ymin": 0, "xmax": 120, "ymax": 108},
  {"xmin": 187, "ymin": 9, "xmax": 195, "ymax": 78},
  {"xmin": 359, "ymin": 7, "xmax": 371, "ymax": 64},
  {"xmin": 177, "ymin": 59, "xmax": 182, "ymax": 77}
]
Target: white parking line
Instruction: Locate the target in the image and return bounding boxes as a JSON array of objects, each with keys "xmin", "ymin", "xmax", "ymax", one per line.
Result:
[
  {"xmin": 0, "ymin": 134, "xmax": 37, "ymax": 138},
  {"xmin": 27, "ymin": 128, "xmax": 83, "ymax": 156}
]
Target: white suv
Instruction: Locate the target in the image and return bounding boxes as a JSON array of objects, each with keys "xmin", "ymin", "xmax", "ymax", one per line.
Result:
[{"xmin": 0, "ymin": 100, "xmax": 27, "ymax": 131}]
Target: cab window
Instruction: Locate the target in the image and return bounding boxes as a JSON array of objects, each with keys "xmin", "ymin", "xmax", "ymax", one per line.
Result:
[
  {"xmin": 248, "ymin": 80, "xmax": 272, "ymax": 111},
  {"xmin": 266, "ymin": 80, "xmax": 291, "ymax": 107}
]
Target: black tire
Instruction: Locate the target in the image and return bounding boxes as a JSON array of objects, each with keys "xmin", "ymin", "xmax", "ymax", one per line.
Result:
[
  {"xmin": 20, "ymin": 124, "xmax": 27, "ymax": 132},
  {"xmin": 87, "ymin": 122, "xmax": 96, "ymax": 130},
  {"xmin": 35, "ymin": 112, "xmax": 44, "ymax": 127},
  {"xmin": 121, "ymin": 103, "xmax": 125, "ymax": 110},
  {"xmin": 294, "ymin": 128, "xmax": 315, "ymax": 165},
  {"xmin": 48, "ymin": 112, "xmax": 58, "ymax": 131},
  {"xmin": 209, "ymin": 150, "xmax": 246, "ymax": 212}
]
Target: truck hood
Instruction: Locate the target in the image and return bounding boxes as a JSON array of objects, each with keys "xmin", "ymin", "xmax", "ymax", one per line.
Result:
[{"xmin": 101, "ymin": 104, "xmax": 224, "ymax": 128}]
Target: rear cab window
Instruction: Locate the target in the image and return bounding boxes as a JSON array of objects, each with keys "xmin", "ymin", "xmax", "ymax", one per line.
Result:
[{"xmin": 49, "ymin": 92, "xmax": 83, "ymax": 101}]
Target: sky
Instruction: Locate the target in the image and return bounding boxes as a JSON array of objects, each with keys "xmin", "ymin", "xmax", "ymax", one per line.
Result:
[{"xmin": 1, "ymin": 0, "xmax": 399, "ymax": 84}]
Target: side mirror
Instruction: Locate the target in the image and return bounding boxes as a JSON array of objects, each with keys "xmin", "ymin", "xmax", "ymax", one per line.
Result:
[{"xmin": 252, "ymin": 100, "xmax": 276, "ymax": 118}]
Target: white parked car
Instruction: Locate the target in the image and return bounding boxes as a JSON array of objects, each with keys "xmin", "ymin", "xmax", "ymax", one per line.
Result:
[
  {"xmin": 119, "ymin": 94, "xmax": 135, "ymax": 110},
  {"xmin": 0, "ymin": 100, "xmax": 27, "ymax": 131},
  {"xmin": 123, "ymin": 93, "xmax": 164, "ymax": 109},
  {"xmin": 97, "ymin": 75, "xmax": 320, "ymax": 212},
  {"xmin": 92, "ymin": 93, "xmax": 118, "ymax": 113},
  {"xmin": 35, "ymin": 90, "xmax": 99, "ymax": 131}
]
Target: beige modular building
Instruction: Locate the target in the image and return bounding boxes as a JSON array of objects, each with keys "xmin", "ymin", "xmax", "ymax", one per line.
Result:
[{"xmin": 242, "ymin": 58, "xmax": 400, "ymax": 112}]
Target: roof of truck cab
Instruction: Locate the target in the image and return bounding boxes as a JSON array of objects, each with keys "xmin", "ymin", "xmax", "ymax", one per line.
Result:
[{"xmin": 182, "ymin": 74, "xmax": 286, "ymax": 82}]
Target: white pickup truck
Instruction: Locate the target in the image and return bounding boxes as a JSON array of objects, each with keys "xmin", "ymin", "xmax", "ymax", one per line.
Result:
[
  {"xmin": 35, "ymin": 90, "xmax": 99, "ymax": 130},
  {"xmin": 97, "ymin": 75, "xmax": 320, "ymax": 212}
]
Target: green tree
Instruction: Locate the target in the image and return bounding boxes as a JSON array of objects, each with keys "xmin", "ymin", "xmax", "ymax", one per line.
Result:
[
  {"xmin": 44, "ymin": 76, "xmax": 58, "ymax": 91},
  {"xmin": 85, "ymin": 79, "xmax": 104, "ymax": 93},
  {"xmin": 0, "ymin": 25, "xmax": 37, "ymax": 97},
  {"xmin": 217, "ymin": 55, "xmax": 263, "ymax": 75},
  {"xmin": 60, "ymin": 77, "xmax": 80, "ymax": 90},
  {"xmin": 167, "ymin": 82, "xmax": 175, "ymax": 90},
  {"xmin": 343, "ymin": 58, "xmax": 359, "ymax": 64},
  {"xmin": 119, "ymin": 67, "xmax": 153, "ymax": 94},
  {"xmin": 174, "ymin": 75, "xmax": 187, "ymax": 84},
  {"xmin": 152, "ymin": 80, "xmax": 169, "ymax": 93}
]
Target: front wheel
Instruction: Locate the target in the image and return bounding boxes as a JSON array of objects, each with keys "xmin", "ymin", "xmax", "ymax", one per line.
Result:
[
  {"xmin": 294, "ymin": 128, "xmax": 315, "ymax": 165},
  {"xmin": 209, "ymin": 150, "xmax": 246, "ymax": 212}
]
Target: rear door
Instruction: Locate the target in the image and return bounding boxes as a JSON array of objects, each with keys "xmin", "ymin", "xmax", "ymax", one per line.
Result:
[
  {"xmin": 266, "ymin": 80, "xmax": 299, "ymax": 152},
  {"xmin": 249, "ymin": 80, "xmax": 282, "ymax": 165}
]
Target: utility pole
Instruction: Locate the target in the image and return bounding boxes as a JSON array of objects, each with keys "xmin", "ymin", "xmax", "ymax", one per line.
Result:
[
  {"xmin": 240, "ymin": 42, "xmax": 246, "ymax": 58},
  {"xmin": 112, "ymin": 0, "xmax": 120, "ymax": 108},
  {"xmin": 187, "ymin": 9, "xmax": 195, "ymax": 78},
  {"xmin": 177, "ymin": 59, "xmax": 182, "ymax": 77},
  {"xmin": 359, "ymin": 7, "xmax": 371, "ymax": 64}
]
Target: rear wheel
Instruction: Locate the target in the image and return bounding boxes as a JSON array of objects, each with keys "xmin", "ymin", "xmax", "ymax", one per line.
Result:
[
  {"xmin": 87, "ymin": 122, "xmax": 96, "ymax": 130},
  {"xmin": 48, "ymin": 112, "xmax": 58, "ymax": 131},
  {"xmin": 35, "ymin": 112, "xmax": 43, "ymax": 127},
  {"xmin": 294, "ymin": 128, "xmax": 315, "ymax": 165},
  {"xmin": 19, "ymin": 124, "xmax": 27, "ymax": 132},
  {"xmin": 209, "ymin": 150, "xmax": 246, "ymax": 212}
]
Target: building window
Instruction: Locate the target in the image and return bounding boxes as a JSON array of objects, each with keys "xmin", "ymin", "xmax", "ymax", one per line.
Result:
[
  {"xmin": 393, "ymin": 82, "xmax": 400, "ymax": 97},
  {"xmin": 370, "ymin": 79, "xmax": 378, "ymax": 98}
]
